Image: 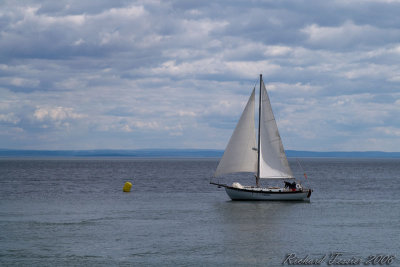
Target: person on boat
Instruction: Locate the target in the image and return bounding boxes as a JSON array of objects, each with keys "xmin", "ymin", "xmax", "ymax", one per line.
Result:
[{"xmin": 284, "ymin": 181, "xmax": 297, "ymax": 190}]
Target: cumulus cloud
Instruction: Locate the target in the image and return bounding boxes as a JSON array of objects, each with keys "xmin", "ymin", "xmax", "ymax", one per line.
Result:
[
  {"xmin": 301, "ymin": 21, "xmax": 394, "ymax": 49},
  {"xmin": 0, "ymin": 113, "xmax": 20, "ymax": 124},
  {"xmin": 0, "ymin": 0, "xmax": 400, "ymax": 150},
  {"xmin": 33, "ymin": 106, "xmax": 85, "ymax": 121}
]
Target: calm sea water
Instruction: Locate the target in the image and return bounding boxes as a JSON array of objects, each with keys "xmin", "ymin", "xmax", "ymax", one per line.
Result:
[{"xmin": 0, "ymin": 158, "xmax": 399, "ymax": 266}]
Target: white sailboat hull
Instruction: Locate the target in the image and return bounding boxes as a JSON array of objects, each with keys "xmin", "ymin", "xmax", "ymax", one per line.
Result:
[{"xmin": 224, "ymin": 186, "xmax": 312, "ymax": 201}]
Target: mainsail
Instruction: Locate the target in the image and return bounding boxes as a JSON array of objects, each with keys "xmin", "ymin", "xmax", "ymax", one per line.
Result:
[
  {"xmin": 214, "ymin": 76, "xmax": 293, "ymax": 180},
  {"xmin": 258, "ymin": 80, "xmax": 293, "ymax": 179},
  {"xmin": 214, "ymin": 88, "xmax": 257, "ymax": 177}
]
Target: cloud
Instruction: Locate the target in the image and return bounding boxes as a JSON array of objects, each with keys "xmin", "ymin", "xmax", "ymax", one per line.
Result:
[
  {"xmin": 301, "ymin": 21, "xmax": 387, "ymax": 49},
  {"xmin": 33, "ymin": 106, "xmax": 85, "ymax": 121},
  {"xmin": 0, "ymin": 0, "xmax": 400, "ymax": 150},
  {"xmin": 0, "ymin": 113, "xmax": 20, "ymax": 124}
]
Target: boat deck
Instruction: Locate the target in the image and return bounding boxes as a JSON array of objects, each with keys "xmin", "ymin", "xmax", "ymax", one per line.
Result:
[{"xmin": 210, "ymin": 182, "xmax": 304, "ymax": 193}]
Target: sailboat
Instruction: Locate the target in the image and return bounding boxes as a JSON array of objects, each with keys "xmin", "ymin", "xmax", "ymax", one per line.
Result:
[{"xmin": 211, "ymin": 74, "xmax": 312, "ymax": 201}]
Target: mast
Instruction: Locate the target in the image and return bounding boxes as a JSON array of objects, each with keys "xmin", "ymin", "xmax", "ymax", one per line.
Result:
[{"xmin": 256, "ymin": 74, "xmax": 262, "ymax": 187}]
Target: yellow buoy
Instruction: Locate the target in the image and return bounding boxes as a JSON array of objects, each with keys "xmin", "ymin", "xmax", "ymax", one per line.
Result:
[{"xmin": 123, "ymin": 181, "xmax": 132, "ymax": 192}]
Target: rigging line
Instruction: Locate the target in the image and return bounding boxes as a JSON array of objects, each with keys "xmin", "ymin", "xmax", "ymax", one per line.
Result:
[
  {"xmin": 296, "ymin": 158, "xmax": 308, "ymax": 181},
  {"xmin": 252, "ymin": 77, "xmax": 259, "ymax": 90}
]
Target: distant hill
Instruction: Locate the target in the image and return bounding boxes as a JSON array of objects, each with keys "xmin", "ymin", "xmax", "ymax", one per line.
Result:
[
  {"xmin": 286, "ymin": 150, "xmax": 400, "ymax": 158},
  {"xmin": 0, "ymin": 149, "xmax": 223, "ymax": 158},
  {"xmin": 1, "ymin": 149, "xmax": 400, "ymax": 158}
]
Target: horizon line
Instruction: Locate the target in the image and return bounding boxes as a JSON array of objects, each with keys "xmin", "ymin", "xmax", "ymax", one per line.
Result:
[
  {"xmin": 1, "ymin": 148, "xmax": 399, "ymax": 152},
  {"xmin": 1, "ymin": 148, "xmax": 400, "ymax": 158}
]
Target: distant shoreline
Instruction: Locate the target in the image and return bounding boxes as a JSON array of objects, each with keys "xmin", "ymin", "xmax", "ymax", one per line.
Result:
[{"xmin": 1, "ymin": 149, "xmax": 400, "ymax": 158}]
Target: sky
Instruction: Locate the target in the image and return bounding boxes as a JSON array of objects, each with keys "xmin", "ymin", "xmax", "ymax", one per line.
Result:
[{"xmin": 1, "ymin": 0, "xmax": 400, "ymax": 151}]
